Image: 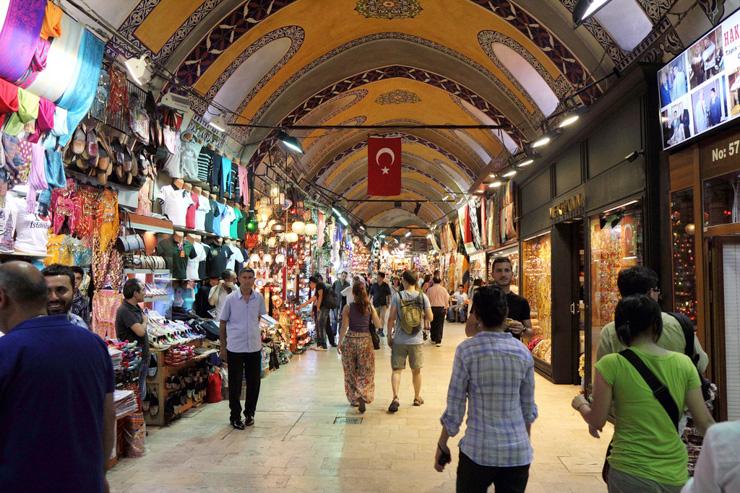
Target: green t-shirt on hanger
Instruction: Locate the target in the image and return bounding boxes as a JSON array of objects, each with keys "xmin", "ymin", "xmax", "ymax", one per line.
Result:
[{"xmin": 230, "ymin": 207, "xmax": 243, "ymax": 240}]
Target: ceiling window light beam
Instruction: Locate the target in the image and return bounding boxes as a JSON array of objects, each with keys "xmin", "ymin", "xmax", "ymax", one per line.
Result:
[
  {"xmin": 573, "ymin": 0, "xmax": 613, "ymax": 25},
  {"xmin": 531, "ymin": 135, "xmax": 551, "ymax": 148},
  {"xmin": 277, "ymin": 130, "xmax": 304, "ymax": 154},
  {"xmin": 208, "ymin": 114, "xmax": 228, "ymax": 133},
  {"xmin": 503, "ymin": 170, "xmax": 517, "ymax": 178},
  {"xmin": 124, "ymin": 55, "xmax": 153, "ymax": 87}
]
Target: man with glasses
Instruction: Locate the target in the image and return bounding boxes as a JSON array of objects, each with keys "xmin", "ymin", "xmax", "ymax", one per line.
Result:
[{"xmin": 596, "ymin": 266, "xmax": 708, "ymax": 371}]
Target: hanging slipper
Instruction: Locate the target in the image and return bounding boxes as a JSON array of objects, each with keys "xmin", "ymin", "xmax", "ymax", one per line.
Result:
[
  {"xmin": 75, "ymin": 155, "xmax": 90, "ymax": 172},
  {"xmin": 87, "ymin": 127, "xmax": 99, "ymax": 159},
  {"xmin": 71, "ymin": 125, "xmax": 85, "ymax": 155}
]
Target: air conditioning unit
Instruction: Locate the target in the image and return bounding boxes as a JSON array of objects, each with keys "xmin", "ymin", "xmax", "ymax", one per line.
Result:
[{"xmin": 160, "ymin": 92, "xmax": 191, "ymax": 113}]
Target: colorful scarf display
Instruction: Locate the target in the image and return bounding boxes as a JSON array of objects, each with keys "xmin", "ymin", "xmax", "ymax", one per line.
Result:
[
  {"xmin": 28, "ymin": 14, "xmax": 83, "ymax": 104},
  {"xmin": 57, "ymin": 30, "xmax": 104, "ymax": 146},
  {"xmin": 0, "ymin": 0, "xmax": 46, "ymax": 83}
]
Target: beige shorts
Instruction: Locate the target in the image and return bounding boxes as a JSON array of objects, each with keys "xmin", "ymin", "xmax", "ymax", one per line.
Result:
[{"xmin": 391, "ymin": 343, "xmax": 423, "ymax": 370}]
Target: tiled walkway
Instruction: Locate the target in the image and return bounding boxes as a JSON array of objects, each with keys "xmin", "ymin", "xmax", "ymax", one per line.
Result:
[{"xmin": 109, "ymin": 324, "xmax": 612, "ymax": 492}]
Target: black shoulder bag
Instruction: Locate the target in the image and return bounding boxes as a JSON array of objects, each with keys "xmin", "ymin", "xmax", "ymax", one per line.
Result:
[
  {"xmin": 601, "ymin": 349, "xmax": 680, "ymax": 483},
  {"xmin": 670, "ymin": 311, "xmax": 715, "ymax": 403},
  {"xmin": 368, "ymin": 309, "xmax": 380, "ymax": 350}
]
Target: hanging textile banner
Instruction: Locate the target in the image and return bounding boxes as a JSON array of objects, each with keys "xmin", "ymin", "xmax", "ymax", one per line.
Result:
[
  {"xmin": 500, "ymin": 180, "xmax": 517, "ymax": 244},
  {"xmin": 57, "ymin": 30, "xmax": 105, "ymax": 147},
  {"xmin": 479, "ymin": 196, "xmax": 487, "ymax": 249},
  {"xmin": 28, "ymin": 14, "xmax": 84, "ymax": 104},
  {"xmin": 468, "ymin": 198, "xmax": 483, "ymax": 251},
  {"xmin": 367, "ymin": 136, "xmax": 401, "ymax": 196},
  {"xmin": 0, "ymin": 0, "xmax": 46, "ymax": 84}
]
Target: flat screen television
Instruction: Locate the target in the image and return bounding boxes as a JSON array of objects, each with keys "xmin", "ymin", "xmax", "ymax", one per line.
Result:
[{"xmin": 659, "ymin": 8, "xmax": 740, "ymax": 150}]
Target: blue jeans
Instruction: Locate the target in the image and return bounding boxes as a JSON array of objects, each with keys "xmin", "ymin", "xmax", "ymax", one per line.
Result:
[
  {"xmin": 448, "ymin": 306, "xmax": 467, "ymax": 323},
  {"xmin": 138, "ymin": 359, "xmax": 148, "ymax": 401}
]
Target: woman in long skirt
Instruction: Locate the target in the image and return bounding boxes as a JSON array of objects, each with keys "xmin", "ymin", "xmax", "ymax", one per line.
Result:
[{"xmin": 338, "ymin": 280, "xmax": 381, "ymax": 413}]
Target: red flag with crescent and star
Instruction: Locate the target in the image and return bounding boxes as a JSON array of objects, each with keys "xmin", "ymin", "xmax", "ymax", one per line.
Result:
[{"xmin": 367, "ymin": 136, "xmax": 401, "ymax": 196}]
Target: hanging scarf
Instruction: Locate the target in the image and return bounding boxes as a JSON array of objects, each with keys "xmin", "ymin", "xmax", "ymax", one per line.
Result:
[
  {"xmin": 468, "ymin": 198, "xmax": 483, "ymax": 251},
  {"xmin": 0, "ymin": 0, "xmax": 46, "ymax": 83},
  {"xmin": 27, "ymin": 13, "xmax": 83, "ymax": 104},
  {"xmin": 57, "ymin": 30, "xmax": 104, "ymax": 146}
]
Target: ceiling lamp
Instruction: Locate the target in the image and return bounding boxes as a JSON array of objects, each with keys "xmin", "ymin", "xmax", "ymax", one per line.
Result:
[
  {"xmin": 285, "ymin": 232, "xmax": 299, "ymax": 243},
  {"xmin": 488, "ymin": 180, "xmax": 503, "ymax": 188},
  {"xmin": 272, "ymin": 223, "xmax": 285, "ymax": 232},
  {"xmin": 558, "ymin": 114, "xmax": 580, "ymax": 128},
  {"xmin": 531, "ymin": 136, "xmax": 551, "ymax": 148},
  {"xmin": 124, "ymin": 55, "xmax": 153, "ymax": 86},
  {"xmin": 263, "ymin": 253, "xmax": 273, "ymax": 264},
  {"xmin": 503, "ymin": 170, "xmax": 517, "ymax": 178},
  {"xmin": 292, "ymin": 221, "xmax": 306, "ymax": 235},
  {"xmin": 275, "ymin": 253, "xmax": 285, "ymax": 264},
  {"xmin": 277, "ymin": 130, "xmax": 304, "ymax": 154},
  {"xmin": 304, "ymin": 222, "xmax": 317, "ymax": 236},
  {"xmin": 259, "ymin": 196, "xmax": 271, "ymax": 208},
  {"xmin": 208, "ymin": 114, "xmax": 228, "ymax": 133},
  {"xmin": 404, "ymin": 231, "xmax": 412, "ymax": 238},
  {"xmin": 258, "ymin": 205, "xmax": 272, "ymax": 222},
  {"xmin": 517, "ymin": 158, "xmax": 534, "ymax": 168},
  {"xmin": 249, "ymin": 253, "xmax": 260, "ymax": 263},
  {"xmin": 573, "ymin": 0, "xmax": 613, "ymax": 25}
]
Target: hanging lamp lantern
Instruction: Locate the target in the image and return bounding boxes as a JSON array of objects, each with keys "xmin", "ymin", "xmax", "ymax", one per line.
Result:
[
  {"xmin": 272, "ymin": 222, "xmax": 285, "ymax": 232},
  {"xmin": 304, "ymin": 222, "xmax": 317, "ymax": 236},
  {"xmin": 286, "ymin": 232, "xmax": 299, "ymax": 243},
  {"xmin": 263, "ymin": 253, "xmax": 273, "ymax": 264},
  {"xmin": 292, "ymin": 221, "xmax": 306, "ymax": 235}
]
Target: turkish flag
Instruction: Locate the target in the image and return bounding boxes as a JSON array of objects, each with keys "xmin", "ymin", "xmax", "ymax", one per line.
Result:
[{"xmin": 367, "ymin": 136, "xmax": 401, "ymax": 196}]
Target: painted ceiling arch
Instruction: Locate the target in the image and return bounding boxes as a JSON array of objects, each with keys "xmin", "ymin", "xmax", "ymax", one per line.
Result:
[
  {"xmin": 362, "ymin": 208, "xmax": 435, "ymax": 230},
  {"xmin": 351, "ymin": 192, "xmax": 443, "ymax": 225}
]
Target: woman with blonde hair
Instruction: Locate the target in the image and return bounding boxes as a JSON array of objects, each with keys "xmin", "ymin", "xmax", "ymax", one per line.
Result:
[{"xmin": 338, "ymin": 280, "xmax": 381, "ymax": 413}]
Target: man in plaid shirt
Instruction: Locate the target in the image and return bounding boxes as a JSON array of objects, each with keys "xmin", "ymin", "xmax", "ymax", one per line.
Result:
[{"xmin": 435, "ymin": 285, "xmax": 537, "ymax": 493}]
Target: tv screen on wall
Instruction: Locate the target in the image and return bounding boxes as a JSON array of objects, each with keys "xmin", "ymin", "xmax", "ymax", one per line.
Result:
[{"xmin": 659, "ymin": 8, "xmax": 740, "ymax": 150}]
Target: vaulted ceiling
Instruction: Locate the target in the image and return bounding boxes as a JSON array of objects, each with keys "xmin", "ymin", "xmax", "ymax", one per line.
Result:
[{"xmin": 74, "ymin": 0, "xmax": 705, "ymax": 231}]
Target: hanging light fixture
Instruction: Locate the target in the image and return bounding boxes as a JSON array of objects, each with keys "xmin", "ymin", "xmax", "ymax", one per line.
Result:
[
  {"xmin": 503, "ymin": 170, "xmax": 517, "ymax": 178},
  {"xmin": 292, "ymin": 221, "xmax": 306, "ymax": 235},
  {"xmin": 263, "ymin": 253, "xmax": 273, "ymax": 264},
  {"xmin": 208, "ymin": 114, "xmax": 228, "ymax": 133},
  {"xmin": 572, "ymin": 0, "xmax": 613, "ymax": 25},
  {"xmin": 286, "ymin": 232, "xmax": 299, "ymax": 243},
  {"xmin": 277, "ymin": 130, "xmax": 304, "ymax": 154},
  {"xmin": 516, "ymin": 158, "xmax": 534, "ymax": 168},
  {"xmin": 531, "ymin": 136, "xmax": 551, "ymax": 148},
  {"xmin": 275, "ymin": 253, "xmax": 285, "ymax": 264},
  {"xmin": 249, "ymin": 253, "xmax": 260, "ymax": 263},
  {"xmin": 272, "ymin": 222, "xmax": 285, "ymax": 232},
  {"xmin": 304, "ymin": 222, "xmax": 318, "ymax": 236},
  {"xmin": 266, "ymin": 237, "xmax": 277, "ymax": 248},
  {"xmin": 124, "ymin": 55, "xmax": 153, "ymax": 86}
]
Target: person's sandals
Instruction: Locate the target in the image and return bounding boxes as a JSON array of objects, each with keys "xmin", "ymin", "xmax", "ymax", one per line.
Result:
[
  {"xmin": 358, "ymin": 398, "xmax": 366, "ymax": 414},
  {"xmin": 413, "ymin": 397, "xmax": 424, "ymax": 407},
  {"xmin": 388, "ymin": 399, "xmax": 400, "ymax": 413}
]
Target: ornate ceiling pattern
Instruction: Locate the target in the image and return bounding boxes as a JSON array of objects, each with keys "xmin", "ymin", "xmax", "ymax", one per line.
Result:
[{"xmin": 78, "ymin": 0, "xmax": 714, "ymax": 229}]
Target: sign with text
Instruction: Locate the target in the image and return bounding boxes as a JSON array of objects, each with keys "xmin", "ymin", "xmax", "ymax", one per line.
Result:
[{"xmin": 699, "ymin": 128, "xmax": 740, "ymax": 178}]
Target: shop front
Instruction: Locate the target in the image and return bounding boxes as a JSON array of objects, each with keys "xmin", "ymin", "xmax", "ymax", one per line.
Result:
[
  {"xmin": 517, "ymin": 66, "xmax": 661, "ymax": 385},
  {"xmin": 668, "ymin": 126, "xmax": 740, "ymax": 420}
]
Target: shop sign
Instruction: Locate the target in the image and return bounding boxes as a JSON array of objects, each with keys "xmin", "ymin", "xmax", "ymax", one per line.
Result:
[
  {"xmin": 700, "ymin": 129, "xmax": 740, "ymax": 179},
  {"xmin": 549, "ymin": 193, "xmax": 584, "ymax": 222}
]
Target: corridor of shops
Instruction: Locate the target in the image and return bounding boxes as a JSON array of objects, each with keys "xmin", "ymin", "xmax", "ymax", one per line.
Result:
[
  {"xmin": 1, "ymin": 1, "xmax": 740, "ymax": 493},
  {"xmin": 107, "ymin": 324, "xmax": 610, "ymax": 493}
]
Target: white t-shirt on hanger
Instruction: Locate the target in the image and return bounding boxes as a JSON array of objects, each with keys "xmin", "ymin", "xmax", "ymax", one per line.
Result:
[
  {"xmin": 187, "ymin": 241, "xmax": 208, "ymax": 280},
  {"xmin": 219, "ymin": 206, "xmax": 236, "ymax": 238},
  {"xmin": 225, "ymin": 244, "xmax": 244, "ymax": 272},
  {"xmin": 195, "ymin": 196, "xmax": 210, "ymax": 232},
  {"xmin": 159, "ymin": 185, "xmax": 193, "ymax": 227},
  {"xmin": 14, "ymin": 198, "xmax": 51, "ymax": 256}
]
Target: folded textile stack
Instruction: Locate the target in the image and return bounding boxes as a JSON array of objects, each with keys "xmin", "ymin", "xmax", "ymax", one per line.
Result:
[
  {"xmin": 113, "ymin": 389, "xmax": 138, "ymax": 418},
  {"xmin": 164, "ymin": 344, "xmax": 196, "ymax": 366},
  {"xmin": 108, "ymin": 340, "xmax": 142, "ymax": 374},
  {"xmin": 108, "ymin": 347, "xmax": 123, "ymax": 371}
]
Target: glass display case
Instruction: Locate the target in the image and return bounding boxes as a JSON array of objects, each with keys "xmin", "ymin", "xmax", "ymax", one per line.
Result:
[
  {"xmin": 521, "ymin": 234, "xmax": 552, "ymax": 364},
  {"xmin": 589, "ymin": 205, "xmax": 643, "ymax": 385},
  {"xmin": 703, "ymin": 170, "xmax": 740, "ymax": 227},
  {"xmin": 671, "ymin": 189, "xmax": 698, "ymax": 321}
]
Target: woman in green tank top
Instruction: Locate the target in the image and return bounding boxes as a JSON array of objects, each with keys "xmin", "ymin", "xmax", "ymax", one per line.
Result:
[{"xmin": 571, "ymin": 295, "xmax": 714, "ymax": 492}]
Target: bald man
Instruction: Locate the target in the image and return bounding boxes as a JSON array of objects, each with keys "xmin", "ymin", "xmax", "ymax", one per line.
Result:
[{"xmin": 0, "ymin": 262, "xmax": 115, "ymax": 492}]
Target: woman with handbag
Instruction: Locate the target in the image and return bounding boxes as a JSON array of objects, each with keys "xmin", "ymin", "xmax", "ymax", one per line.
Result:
[
  {"xmin": 572, "ymin": 295, "xmax": 714, "ymax": 493},
  {"xmin": 338, "ymin": 281, "xmax": 381, "ymax": 413}
]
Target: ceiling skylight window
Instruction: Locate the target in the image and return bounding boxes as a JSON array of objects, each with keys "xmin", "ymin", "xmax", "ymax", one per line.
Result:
[
  {"xmin": 593, "ymin": 0, "xmax": 652, "ymax": 51},
  {"xmin": 492, "ymin": 43, "xmax": 559, "ymax": 117}
]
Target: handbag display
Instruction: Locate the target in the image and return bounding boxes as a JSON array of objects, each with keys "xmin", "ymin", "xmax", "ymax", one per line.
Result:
[
  {"xmin": 116, "ymin": 234, "xmax": 145, "ymax": 252},
  {"xmin": 601, "ymin": 349, "xmax": 680, "ymax": 483},
  {"xmin": 126, "ymin": 255, "xmax": 166, "ymax": 271}
]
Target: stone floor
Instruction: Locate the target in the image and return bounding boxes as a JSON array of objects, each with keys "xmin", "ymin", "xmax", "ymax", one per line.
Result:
[{"xmin": 109, "ymin": 324, "xmax": 612, "ymax": 492}]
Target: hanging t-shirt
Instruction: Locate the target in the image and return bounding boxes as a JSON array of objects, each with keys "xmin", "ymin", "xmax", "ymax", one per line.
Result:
[
  {"xmin": 236, "ymin": 209, "xmax": 247, "ymax": 239},
  {"xmin": 156, "ymin": 237, "xmax": 193, "ymax": 280},
  {"xmin": 195, "ymin": 194, "xmax": 210, "ymax": 232},
  {"xmin": 185, "ymin": 191, "xmax": 198, "ymax": 230},
  {"xmin": 206, "ymin": 243, "xmax": 229, "ymax": 278},
  {"xmin": 180, "ymin": 139, "xmax": 203, "ymax": 181},
  {"xmin": 186, "ymin": 241, "xmax": 208, "ymax": 281},
  {"xmin": 159, "ymin": 185, "xmax": 193, "ymax": 228},
  {"xmin": 14, "ymin": 204, "xmax": 51, "ymax": 256},
  {"xmin": 230, "ymin": 207, "xmax": 243, "ymax": 240},
  {"xmin": 210, "ymin": 200, "xmax": 223, "ymax": 235},
  {"xmin": 220, "ymin": 205, "xmax": 236, "ymax": 238},
  {"xmin": 225, "ymin": 244, "xmax": 245, "ymax": 272}
]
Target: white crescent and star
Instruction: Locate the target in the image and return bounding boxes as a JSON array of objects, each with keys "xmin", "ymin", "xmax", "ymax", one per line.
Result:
[{"xmin": 375, "ymin": 146, "xmax": 397, "ymax": 175}]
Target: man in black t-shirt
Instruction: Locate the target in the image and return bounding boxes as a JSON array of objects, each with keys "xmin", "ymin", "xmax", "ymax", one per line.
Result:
[
  {"xmin": 370, "ymin": 272, "xmax": 391, "ymax": 336},
  {"xmin": 490, "ymin": 257, "xmax": 532, "ymax": 340},
  {"xmin": 115, "ymin": 279, "xmax": 150, "ymax": 396}
]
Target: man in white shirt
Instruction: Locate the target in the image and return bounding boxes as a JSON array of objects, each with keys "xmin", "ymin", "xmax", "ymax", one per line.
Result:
[
  {"xmin": 682, "ymin": 421, "xmax": 740, "ymax": 493},
  {"xmin": 448, "ymin": 284, "xmax": 468, "ymax": 323}
]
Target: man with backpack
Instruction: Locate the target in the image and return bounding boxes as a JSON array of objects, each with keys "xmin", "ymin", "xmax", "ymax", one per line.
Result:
[{"xmin": 386, "ymin": 270, "xmax": 433, "ymax": 413}]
